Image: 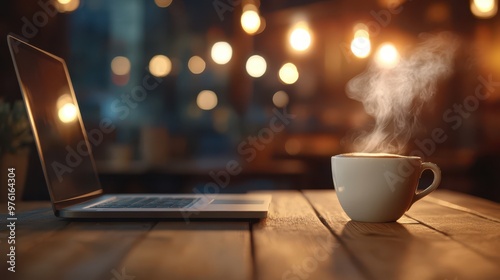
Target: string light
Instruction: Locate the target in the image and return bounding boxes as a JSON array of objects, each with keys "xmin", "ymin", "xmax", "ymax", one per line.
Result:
[
  {"xmin": 211, "ymin": 42, "xmax": 233, "ymax": 65},
  {"xmin": 279, "ymin": 63, "xmax": 299, "ymax": 84},
  {"xmin": 289, "ymin": 21, "xmax": 312, "ymax": 52},
  {"xmin": 241, "ymin": 4, "xmax": 261, "ymax": 35},
  {"xmin": 197, "ymin": 90, "xmax": 218, "ymax": 111},
  {"xmin": 188, "ymin": 56, "xmax": 206, "ymax": 74},
  {"xmin": 246, "ymin": 55, "xmax": 267, "ymax": 78},
  {"xmin": 149, "ymin": 55, "xmax": 172, "ymax": 77}
]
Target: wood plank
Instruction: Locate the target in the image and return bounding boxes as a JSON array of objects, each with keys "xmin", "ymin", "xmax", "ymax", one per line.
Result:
[
  {"xmin": 3, "ymin": 221, "xmax": 154, "ymax": 280},
  {"xmin": 429, "ymin": 190, "xmax": 500, "ymax": 221},
  {"xmin": 303, "ymin": 190, "xmax": 500, "ymax": 280},
  {"xmin": 252, "ymin": 191, "xmax": 366, "ymax": 280},
  {"xmin": 407, "ymin": 199, "xmax": 500, "ymax": 263},
  {"xmin": 118, "ymin": 222, "xmax": 252, "ymax": 280}
]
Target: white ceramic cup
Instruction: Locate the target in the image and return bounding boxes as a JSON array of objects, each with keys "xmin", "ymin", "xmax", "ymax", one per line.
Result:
[{"xmin": 331, "ymin": 153, "xmax": 441, "ymax": 222}]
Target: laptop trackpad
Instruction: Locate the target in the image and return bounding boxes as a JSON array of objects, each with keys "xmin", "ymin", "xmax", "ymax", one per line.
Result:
[{"xmin": 211, "ymin": 199, "xmax": 264, "ymax": 205}]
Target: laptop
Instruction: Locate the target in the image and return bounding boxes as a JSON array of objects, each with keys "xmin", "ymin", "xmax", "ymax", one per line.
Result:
[{"xmin": 7, "ymin": 35, "xmax": 271, "ymax": 219}]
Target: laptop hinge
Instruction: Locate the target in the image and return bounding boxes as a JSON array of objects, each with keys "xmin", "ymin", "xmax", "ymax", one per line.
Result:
[{"xmin": 53, "ymin": 190, "xmax": 103, "ymax": 211}]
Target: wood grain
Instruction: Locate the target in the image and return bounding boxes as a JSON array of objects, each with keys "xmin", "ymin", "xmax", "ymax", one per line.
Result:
[
  {"xmin": 10, "ymin": 221, "xmax": 154, "ymax": 280},
  {"xmin": 2, "ymin": 191, "xmax": 499, "ymax": 280},
  {"xmin": 118, "ymin": 222, "xmax": 252, "ymax": 280},
  {"xmin": 303, "ymin": 190, "xmax": 500, "ymax": 280},
  {"xmin": 406, "ymin": 199, "xmax": 500, "ymax": 263},
  {"xmin": 252, "ymin": 191, "xmax": 366, "ymax": 280},
  {"xmin": 429, "ymin": 190, "xmax": 500, "ymax": 221}
]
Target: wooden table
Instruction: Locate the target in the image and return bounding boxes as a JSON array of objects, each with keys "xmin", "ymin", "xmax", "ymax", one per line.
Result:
[{"xmin": 1, "ymin": 190, "xmax": 499, "ymax": 280}]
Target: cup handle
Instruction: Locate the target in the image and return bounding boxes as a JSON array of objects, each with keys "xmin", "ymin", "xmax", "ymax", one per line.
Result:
[{"xmin": 410, "ymin": 162, "xmax": 441, "ymax": 207}]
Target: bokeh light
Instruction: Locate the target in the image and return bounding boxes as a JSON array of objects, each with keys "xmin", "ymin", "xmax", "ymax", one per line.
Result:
[
  {"xmin": 55, "ymin": 0, "xmax": 80, "ymax": 13},
  {"xmin": 56, "ymin": 94, "xmax": 77, "ymax": 123},
  {"xmin": 426, "ymin": 2, "xmax": 451, "ymax": 23},
  {"xmin": 377, "ymin": 0, "xmax": 405, "ymax": 8},
  {"xmin": 188, "ymin": 56, "xmax": 206, "ymax": 74},
  {"xmin": 196, "ymin": 90, "xmax": 218, "ymax": 111},
  {"xmin": 241, "ymin": 5, "xmax": 261, "ymax": 35},
  {"xmin": 351, "ymin": 40, "xmax": 371, "ymax": 58},
  {"xmin": 471, "ymin": 0, "xmax": 498, "ymax": 18},
  {"xmin": 155, "ymin": 0, "xmax": 173, "ymax": 8},
  {"xmin": 111, "ymin": 56, "xmax": 131, "ymax": 76},
  {"xmin": 58, "ymin": 103, "xmax": 78, "ymax": 123},
  {"xmin": 245, "ymin": 55, "xmax": 267, "ymax": 78},
  {"xmin": 272, "ymin": 91, "xmax": 289, "ymax": 108},
  {"xmin": 354, "ymin": 29, "xmax": 369, "ymax": 38},
  {"xmin": 374, "ymin": 43, "xmax": 400, "ymax": 69},
  {"xmin": 149, "ymin": 55, "xmax": 172, "ymax": 77},
  {"xmin": 351, "ymin": 29, "xmax": 371, "ymax": 58},
  {"xmin": 279, "ymin": 63, "xmax": 299, "ymax": 84},
  {"xmin": 211, "ymin": 41, "xmax": 233, "ymax": 65},
  {"xmin": 289, "ymin": 22, "xmax": 312, "ymax": 51}
]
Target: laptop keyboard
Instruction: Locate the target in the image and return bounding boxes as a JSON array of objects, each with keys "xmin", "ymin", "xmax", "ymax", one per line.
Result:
[{"xmin": 89, "ymin": 197, "xmax": 199, "ymax": 209}]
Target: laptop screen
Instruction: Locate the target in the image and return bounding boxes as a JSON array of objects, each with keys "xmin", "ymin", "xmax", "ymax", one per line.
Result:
[{"xmin": 8, "ymin": 36, "xmax": 102, "ymax": 203}]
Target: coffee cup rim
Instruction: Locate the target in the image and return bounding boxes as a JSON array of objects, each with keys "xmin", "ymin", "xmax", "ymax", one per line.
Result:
[{"xmin": 331, "ymin": 153, "xmax": 421, "ymax": 160}]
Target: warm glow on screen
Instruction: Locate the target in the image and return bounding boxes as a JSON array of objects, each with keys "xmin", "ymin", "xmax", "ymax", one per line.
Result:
[
  {"xmin": 56, "ymin": 94, "xmax": 77, "ymax": 123},
  {"xmin": 58, "ymin": 103, "xmax": 78, "ymax": 123}
]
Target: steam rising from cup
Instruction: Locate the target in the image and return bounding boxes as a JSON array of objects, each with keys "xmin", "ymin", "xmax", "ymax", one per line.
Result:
[{"xmin": 346, "ymin": 32, "xmax": 459, "ymax": 154}]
